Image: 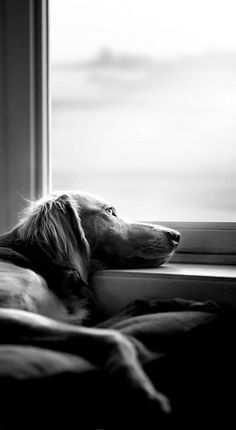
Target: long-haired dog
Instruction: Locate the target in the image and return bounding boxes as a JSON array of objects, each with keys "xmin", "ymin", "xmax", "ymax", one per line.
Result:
[{"xmin": 0, "ymin": 191, "xmax": 180, "ymax": 413}]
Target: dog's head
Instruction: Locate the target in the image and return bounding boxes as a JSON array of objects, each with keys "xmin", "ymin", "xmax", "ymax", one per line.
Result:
[
  {"xmin": 18, "ymin": 192, "xmax": 180, "ymax": 276},
  {"xmin": 71, "ymin": 191, "xmax": 180, "ymax": 269}
]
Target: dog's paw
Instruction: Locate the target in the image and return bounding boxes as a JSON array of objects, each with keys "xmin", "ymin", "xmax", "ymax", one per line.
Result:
[{"xmin": 104, "ymin": 330, "xmax": 171, "ymax": 415}]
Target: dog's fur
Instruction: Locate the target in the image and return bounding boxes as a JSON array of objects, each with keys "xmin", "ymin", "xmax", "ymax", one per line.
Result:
[
  {"xmin": 0, "ymin": 191, "xmax": 180, "ymax": 411},
  {"xmin": 0, "ymin": 191, "xmax": 180, "ymax": 324}
]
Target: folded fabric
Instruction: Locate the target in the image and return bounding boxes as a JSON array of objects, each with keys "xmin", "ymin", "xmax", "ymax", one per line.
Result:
[{"xmin": 0, "ymin": 297, "xmax": 234, "ymax": 429}]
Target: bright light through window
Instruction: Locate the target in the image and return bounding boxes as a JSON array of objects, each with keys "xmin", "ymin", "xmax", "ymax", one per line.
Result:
[{"xmin": 50, "ymin": 0, "xmax": 236, "ymax": 221}]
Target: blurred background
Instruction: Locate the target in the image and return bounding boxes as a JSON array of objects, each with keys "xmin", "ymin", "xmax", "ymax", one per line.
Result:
[{"xmin": 50, "ymin": 0, "xmax": 236, "ymax": 221}]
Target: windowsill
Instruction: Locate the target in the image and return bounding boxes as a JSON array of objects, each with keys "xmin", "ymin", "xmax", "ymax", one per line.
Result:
[{"xmin": 91, "ymin": 263, "xmax": 236, "ymax": 317}]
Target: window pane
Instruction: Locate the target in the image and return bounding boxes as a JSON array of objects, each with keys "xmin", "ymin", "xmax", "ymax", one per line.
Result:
[{"xmin": 50, "ymin": 0, "xmax": 236, "ymax": 221}]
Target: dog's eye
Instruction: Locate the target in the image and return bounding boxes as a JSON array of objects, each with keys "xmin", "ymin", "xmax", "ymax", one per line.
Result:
[{"xmin": 106, "ymin": 207, "xmax": 116, "ymax": 216}]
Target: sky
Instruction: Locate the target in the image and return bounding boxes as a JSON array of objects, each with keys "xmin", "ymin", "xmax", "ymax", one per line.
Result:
[{"xmin": 50, "ymin": 0, "xmax": 236, "ymax": 62}]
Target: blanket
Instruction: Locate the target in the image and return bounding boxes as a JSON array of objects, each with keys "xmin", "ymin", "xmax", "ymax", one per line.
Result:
[{"xmin": 0, "ymin": 297, "xmax": 235, "ymax": 429}]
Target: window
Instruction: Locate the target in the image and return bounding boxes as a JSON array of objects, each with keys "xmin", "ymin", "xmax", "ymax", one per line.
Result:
[
  {"xmin": 50, "ymin": 0, "xmax": 236, "ymax": 224},
  {"xmin": 0, "ymin": 0, "xmax": 235, "ymax": 264}
]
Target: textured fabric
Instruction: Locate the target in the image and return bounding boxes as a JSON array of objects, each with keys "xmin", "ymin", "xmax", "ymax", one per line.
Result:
[{"xmin": 0, "ymin": 298, "xmax": 235, "ymax": 429}]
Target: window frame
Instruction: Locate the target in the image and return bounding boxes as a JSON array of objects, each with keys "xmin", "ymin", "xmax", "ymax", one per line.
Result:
[
  {"xmin": 152, "ymin": 222, "xmax": 236, "ymax": 265},
  {"xmin": 0, "ymin": 0, "xmax": 49, "ymax": 234},
  {"xmin": 0, "ymin": 0, "xmax": 235, "ymax": 266}
]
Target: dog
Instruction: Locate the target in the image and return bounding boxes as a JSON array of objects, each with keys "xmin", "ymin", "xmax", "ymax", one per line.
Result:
[
  {"xmin": 0, "ymin": 191, "xmax": 180, "ymax": 414},
  {"xmin": 0, "ymin": 191, "xmax": 180, "ymax": 323}
]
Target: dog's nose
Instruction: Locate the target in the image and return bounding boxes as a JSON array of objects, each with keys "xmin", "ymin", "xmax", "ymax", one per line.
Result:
[{"xmin": 167, "ymin": 229, "xmax": 180, "ymax": 244}]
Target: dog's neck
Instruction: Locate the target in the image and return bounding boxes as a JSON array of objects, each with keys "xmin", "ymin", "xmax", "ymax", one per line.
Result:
[
  {"xmin": 0, "ymin": 228, "xmax": 19, "ymax": 247},
  {"xmin": 0, "ymin": 228, "xmax": 82, "ymax": 291},
  {"xmin": 0, "ymin": 227, "xmax": 96, "ymax": 325},
  {"xmin": 0, "ymin": 228, "xmax": 32, "ymax": 267}
]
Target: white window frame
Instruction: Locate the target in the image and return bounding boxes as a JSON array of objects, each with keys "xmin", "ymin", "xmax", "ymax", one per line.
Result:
[{"xmin": 0, "ymin": 0, "xmax": 235, "ymax": 266}]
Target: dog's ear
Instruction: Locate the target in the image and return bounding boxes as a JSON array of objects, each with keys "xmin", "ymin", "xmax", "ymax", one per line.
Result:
[{"xmin": 18, "ymin": 194, "xmax": 90, "ymax": 285}]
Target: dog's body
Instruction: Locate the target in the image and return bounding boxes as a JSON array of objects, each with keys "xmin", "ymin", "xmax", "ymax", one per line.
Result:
[{"xmin": 0, "ymin": 191, "xmax": 180, "ymax": 413}]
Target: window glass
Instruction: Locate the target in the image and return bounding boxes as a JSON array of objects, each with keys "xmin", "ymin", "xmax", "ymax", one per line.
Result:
[{"xmin": 50, "ymin": 0, "xmax": 236, "ymax": 221}]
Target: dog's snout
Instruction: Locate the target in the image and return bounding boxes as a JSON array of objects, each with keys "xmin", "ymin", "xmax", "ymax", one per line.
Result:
[{"xmin": 167, "ymin": 229, "xmax": 180, "ymax": 244}]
